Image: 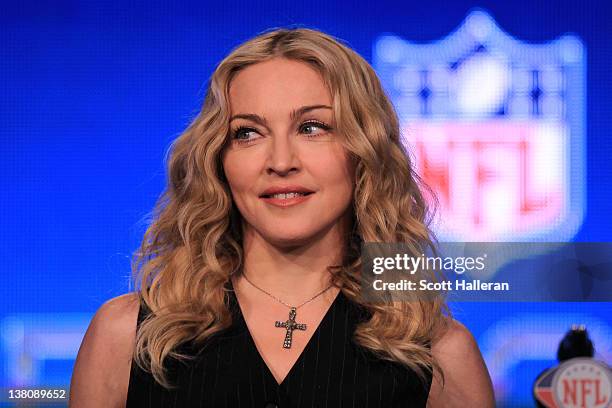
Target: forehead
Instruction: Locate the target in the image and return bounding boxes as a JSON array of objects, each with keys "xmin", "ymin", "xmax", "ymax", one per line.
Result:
[{"xmin": 228, "ymin": 58, "xmax": 332, "ymax": 114}]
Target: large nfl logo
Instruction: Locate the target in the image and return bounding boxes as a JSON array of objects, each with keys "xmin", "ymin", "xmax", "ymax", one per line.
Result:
[{"xmin": 374, "ymin": 9, "xmax": 586, "ymax": 241}]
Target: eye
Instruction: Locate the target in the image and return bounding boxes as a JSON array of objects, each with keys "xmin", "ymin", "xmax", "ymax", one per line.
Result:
[
  {"xmin": 231, "ymin": 126, "xmax": 258, "ymax": 143},
  {"xmin": 300, "ymin": 120, "xmax": 332, "ymax": 137},
  {"xmin": 229, "ymin": 120, "xmax": 333, "ymax": 145}
]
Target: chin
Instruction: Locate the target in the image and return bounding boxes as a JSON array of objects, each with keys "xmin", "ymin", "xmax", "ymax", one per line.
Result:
[{"xmin": 262, "ymin": 228, "xmax": 320, "ymax": 247}]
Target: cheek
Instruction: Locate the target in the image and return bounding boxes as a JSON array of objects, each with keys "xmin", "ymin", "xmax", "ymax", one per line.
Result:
[
  {"xmin": 222, "ymin": 152, "xmax": 257, "ymax": 196},
  {"xmin": 306, "ymin": 149, "xmax": 354, "ymax": 197}
]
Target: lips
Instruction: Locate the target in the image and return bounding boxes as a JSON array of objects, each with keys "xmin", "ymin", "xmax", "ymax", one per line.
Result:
[
  {"xmin": 259, "ymin": 185, "xmax": 315, "ymax": 198},
  {"xmin": 259, "ymin": 191, "xmax": 315, "ymax": 207}
]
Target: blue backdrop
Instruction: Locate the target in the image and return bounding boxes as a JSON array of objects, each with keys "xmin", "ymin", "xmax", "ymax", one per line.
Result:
[{"xmin": 2, "ymin": 1, "xmax": 611, "ymax": 406}]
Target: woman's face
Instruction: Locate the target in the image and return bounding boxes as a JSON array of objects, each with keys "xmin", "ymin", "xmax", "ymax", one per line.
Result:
[{"xmin": 222, "ymin": 57, "xmax": 355, "ymax": 248}]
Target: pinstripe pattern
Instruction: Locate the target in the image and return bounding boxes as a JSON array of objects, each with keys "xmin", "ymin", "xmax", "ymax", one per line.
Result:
[{"xmin": 126, "ymin": 282, "xmax": 432, "ymax": 407}]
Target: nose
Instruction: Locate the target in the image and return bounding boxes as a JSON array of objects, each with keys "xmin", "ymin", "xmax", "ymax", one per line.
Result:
[{"xmin": 266, "ymin": 132, "xmax": 300, "ymax": 176}]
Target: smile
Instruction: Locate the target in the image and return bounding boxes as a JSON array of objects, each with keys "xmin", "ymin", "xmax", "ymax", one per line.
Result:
[{"xmin": 260, "ymin": 192, "xmax": 314, "ymax": 207}]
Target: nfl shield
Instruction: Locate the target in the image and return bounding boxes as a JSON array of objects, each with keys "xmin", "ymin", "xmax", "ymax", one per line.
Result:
[{"xmin": 374, "ymin": 9, "xmax": 586, "ymax": 242}]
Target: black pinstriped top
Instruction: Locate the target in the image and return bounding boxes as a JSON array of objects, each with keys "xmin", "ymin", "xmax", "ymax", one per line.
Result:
[{"xmin": 125, "ymin": 280, "xmax": 432, "ymax": 408}]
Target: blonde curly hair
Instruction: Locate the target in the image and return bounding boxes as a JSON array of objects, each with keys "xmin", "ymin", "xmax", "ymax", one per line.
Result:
[{"xmin": 131, "ymin": 26, "xmax": 450, "ymax": 390}]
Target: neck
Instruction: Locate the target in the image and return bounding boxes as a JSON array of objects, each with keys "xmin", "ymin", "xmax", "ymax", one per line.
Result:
[{"xmin": 234, "ymin": 222, "xmax": 347, "ymax": 305}]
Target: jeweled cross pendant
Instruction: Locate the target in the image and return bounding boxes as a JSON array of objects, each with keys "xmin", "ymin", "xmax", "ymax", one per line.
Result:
[{"xmin": 275, "ymin": 307, "xmax": 307, "ymax": 348}]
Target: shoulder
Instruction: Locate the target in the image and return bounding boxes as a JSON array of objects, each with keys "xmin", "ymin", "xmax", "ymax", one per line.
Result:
[
  {"xmin": 69, "ymin": 293, "xmax": 141, "ymax": 408},
  {"xmin": 426, "ymin": 318, "xmax": 495, "ymax": 408}
]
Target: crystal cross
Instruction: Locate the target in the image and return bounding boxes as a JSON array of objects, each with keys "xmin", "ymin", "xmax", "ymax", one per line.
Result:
[{"xmin": 275, "ymin": 307, "xmax": 307, "ymax": 349}]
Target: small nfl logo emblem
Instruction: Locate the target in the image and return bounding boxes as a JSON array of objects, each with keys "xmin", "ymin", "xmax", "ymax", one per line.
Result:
[{"xmin": 534, "ymin": 357, "xmax": 612, "ymax": 408}]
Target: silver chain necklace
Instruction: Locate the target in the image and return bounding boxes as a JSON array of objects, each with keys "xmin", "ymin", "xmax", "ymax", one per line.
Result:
[{"xmin": 241, "ymin": 272, "xmax": 334, "ymax": 349}]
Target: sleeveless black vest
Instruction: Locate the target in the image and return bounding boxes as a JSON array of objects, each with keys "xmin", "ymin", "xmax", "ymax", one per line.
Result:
[{"xmin": 126, "ymin": 282, "xmax": 432, "ymax": 407}]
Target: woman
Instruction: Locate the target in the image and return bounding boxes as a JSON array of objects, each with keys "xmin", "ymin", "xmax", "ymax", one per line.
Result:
[{"xmin": 69, "ymin": 27, "xmax": 495, "ymax": 407}]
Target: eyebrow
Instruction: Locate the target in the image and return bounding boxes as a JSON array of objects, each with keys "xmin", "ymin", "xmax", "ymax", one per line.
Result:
[{"xmin": 229, "ymin": 104, "xmax": 332, "ymax": 126}]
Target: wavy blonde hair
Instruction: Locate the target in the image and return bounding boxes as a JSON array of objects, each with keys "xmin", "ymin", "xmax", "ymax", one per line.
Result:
[{"xmin": 131, "ymin": 26, "xmax": 450, "ymax": 390}]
